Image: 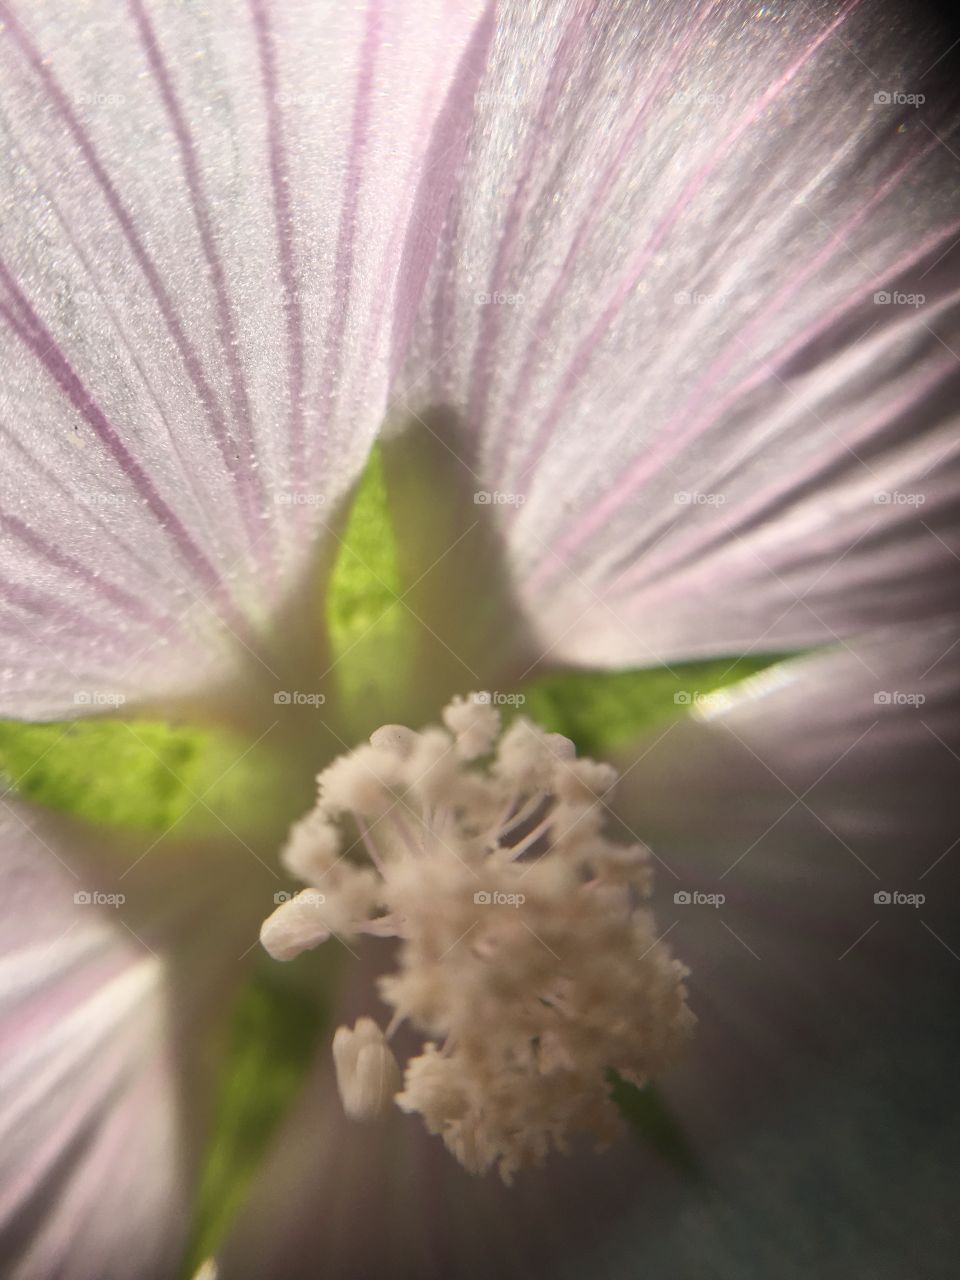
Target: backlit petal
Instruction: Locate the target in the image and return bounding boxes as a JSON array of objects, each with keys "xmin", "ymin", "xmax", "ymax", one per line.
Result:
[
  {"xmin": 0, "ymin": 0, "xmax": 484, "ymax": 717},
  {"xmin": 395, "ymin": 0, "xmax": 960, "ymax": 666}
]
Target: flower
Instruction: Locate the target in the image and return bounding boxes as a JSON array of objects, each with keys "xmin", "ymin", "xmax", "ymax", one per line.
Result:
[
  {"xmin": 260, "ymin": 697, "xmax": 694, "ymax": 1181},
  {"xmin": 1, "ymin": 2, "xmax": 958, "ymax": 1279}
]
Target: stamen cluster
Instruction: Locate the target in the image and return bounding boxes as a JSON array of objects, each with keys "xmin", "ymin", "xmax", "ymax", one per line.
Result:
[{"xmin": 260, "ymin": 694, "xmax": 693, "ymax": 1181}]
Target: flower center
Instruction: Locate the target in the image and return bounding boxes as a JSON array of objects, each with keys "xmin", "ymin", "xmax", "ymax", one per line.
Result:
[{"xmin": 260, "ymin": 694, "xmax": 694, "ymax": 1182}]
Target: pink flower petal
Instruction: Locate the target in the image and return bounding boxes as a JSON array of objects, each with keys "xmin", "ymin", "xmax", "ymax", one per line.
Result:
[
  {"xmin": 613, "ymin": 618, "xmax": 960, "ymax": 1151},
  {"xmin": 394, "ymin": 1, "xmax": 960, "ymax": 666},
  {"xmin": 0, "ymin": 799, "xmax": 268, "ymax": 1278},
  {"xmin": 0, "ymin": 0, "xmax": 484, "ymax": 718},
  {"xmin": 0, "ymin": 804, "xmax": 184, "ymax": 1279}
]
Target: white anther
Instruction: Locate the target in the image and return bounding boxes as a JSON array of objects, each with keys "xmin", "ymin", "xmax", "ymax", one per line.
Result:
[
  {"xmin": 553, "ymin": 758, "xmax": 617, "ymax": 805},
  {"xmin": 442, "ymin": 694, "xmax": 501, "ymax": 760},
  {"xmin": 280, "ymin": 813, "xmax": 341, "ymax": 882},
  {"xmin": 318, "ymin": 744, "xmax": 404, "ymax": 819},
  {"xmin": 259, "ymin": 890, "xmax": 330, "ymax": 962},
  {"xmin": 332, "ymin": 1018, "xmax": 402, "ymax": 1120},
  {"xmin": 494, "ymin": 718, "xmax": 566, "ymax": 791},
  {"xmin": 370, "ymin": 724, "xmax": 420, "ymax": 758}
]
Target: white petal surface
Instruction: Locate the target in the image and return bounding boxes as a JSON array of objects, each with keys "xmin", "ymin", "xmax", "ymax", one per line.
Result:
[
  {"xmin": 394, "ymin": 0, "xmax": 960, "ymax": 667},
  {"xmin": 0, "ymin": 803, "xmax": 182, "ymax": 1280},
  {"xmin": 0, "ymin": 799, "xmax": 268, "ymax": 1279},
  {"xmin": 612, "ymin": 619, "xmax": 960, "ymax": 1154},
  {"xmin": 0, "ymin": 0, "xmax": 484, "ymax": 718}
]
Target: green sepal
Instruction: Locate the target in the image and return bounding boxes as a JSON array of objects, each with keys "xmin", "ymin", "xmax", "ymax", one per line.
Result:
[
  {"xmin": 519, "ymin": 654, "xmax": 795, "ymax": 756},
  {"xmin": 323, "ymin": 445, "xmax": 415, "ymax": 729},
  {"xmin": 0, "ymin": 717, "xmax": 287, "ymax": 835},
  {"xmin": 607, "ymin": 1070, "xmax": 705, "ymax": 1182},
  {"xmin": 180, "ymin": 957, "xmax": 332, "ymax": 1277}
]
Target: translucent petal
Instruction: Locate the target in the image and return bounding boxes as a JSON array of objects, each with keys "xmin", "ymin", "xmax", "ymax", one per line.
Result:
[
  {"xmin": 395, "ymin": 1, "xmax": 960, "ymax": 666},
  {"xmin": 612, "ymin": 619, "xmax": 960, "ymax": 1172},
  {"xmin": 0, "ymin": 801, "xmax": 269, "ymax": 1277},
  {"xmin": 0, "ymin": 805, "xmax": 183, "ymax": 1279},
  {"xmin": 0, "ymin": 0, "xmax": 484, "ymax": 718}
]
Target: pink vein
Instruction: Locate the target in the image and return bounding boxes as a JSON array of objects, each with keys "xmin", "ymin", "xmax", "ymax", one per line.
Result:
[
  {"xmin": 536, "ymin": 149, "xmax": 951, "ymax": 596},
  {"xmin": 0, "ymin": 426, "xmax": 196, "ymax": 614},
  {"xmin": 616, "ymin": 355, "xmax": 960, "ymax": 617},
  {"xmin": 0, "ymin": 6, "xmax": 260, "ymax": 548},
  {"xmin": 249, "ymin": 0, "xmax": 307, "ymax": 492},
  {"xmin": 315, "ymin": 0, "xmax": 383, "ymax": 470},
  {"xmin": 0, "ymin": 275, "xmax": 223, "ymax": 596},
  {"xmin": 466, "ymin": 3, "xmax": 594, "ymax": 450},
  {"xmin": 0, "ymin": 510, "xmax": 166, "ymax": 625},
  {"xmin": 488, "ymin": 0, "xmax": 723, "ymax": 475},
  {"xmin": 614, "ymin": 225, "xmax": 960, "ymax": 594},
  {"xmin": 512, "ymin": 2, "xmax": 860, "ymax": 506},
  {"xmin": 128, "ymin": 0, "xmax": 268, "ymax": 549},
  {"xmin": 0, "ymin": 573, "xmax": 135, "ymax": 644},
  {"xmin": 390, "ymin": 2, "xmax": 497, "ymax": 397}
]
